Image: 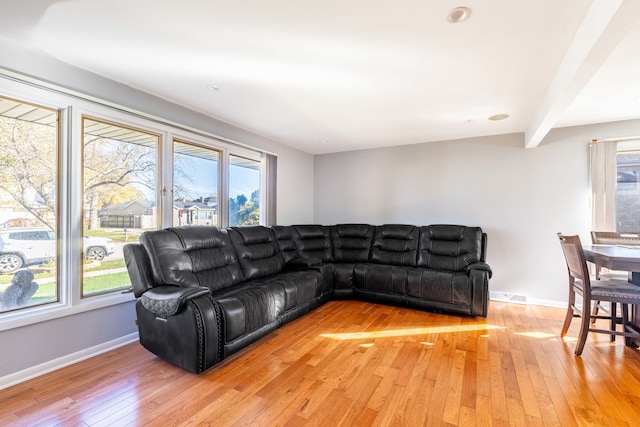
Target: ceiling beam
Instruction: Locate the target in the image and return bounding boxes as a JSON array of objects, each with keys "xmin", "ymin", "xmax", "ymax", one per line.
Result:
[{"xmin": 524, "ymin": 0, "xmax": 640, "ymax": 148}]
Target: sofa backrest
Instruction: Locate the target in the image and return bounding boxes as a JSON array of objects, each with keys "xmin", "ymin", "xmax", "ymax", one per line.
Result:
[
  {"xmin": 417, "ymin": 225, "xmax": 484, "ymax": 271},
  {"xmin": 140, "ymin": 226, "xmax": 243, "ymax": 292},
  {"xmin": 370, "ymin": 224, "xmax": 419, "ymax": 266},
  {"xmin": 290, "ymin": 225, "xmax": 333, "ymax": 262},
  {"xmin": 270, "ymin": 225, "xmax": 299, "ymax": 263},
  {"xmin": 228, "ymin": 226, "xmax": 285, "ymax": 280},
  {"xmin": 331, "ymin": 224, "xmax": 373, "ymax": 263}
]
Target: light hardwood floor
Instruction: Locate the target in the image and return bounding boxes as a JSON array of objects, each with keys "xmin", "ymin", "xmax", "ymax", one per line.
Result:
[{"xmin": 2, "ymin": 300, "xmax": 640, "ymax": 426}]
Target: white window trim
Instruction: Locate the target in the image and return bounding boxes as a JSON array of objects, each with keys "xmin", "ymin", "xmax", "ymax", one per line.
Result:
[{"xmin": 0, "ymin": 70, "xmax": 275, "ymax": 331}]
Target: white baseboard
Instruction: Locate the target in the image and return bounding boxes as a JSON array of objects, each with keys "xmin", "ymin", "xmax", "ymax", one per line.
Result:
[
  {"xmin": 490, "ymin": 291, "xmax": 566, "ymax": 309},
  {"xmin": 0, "ymin": 332, "xmax": 139, "ymax": 391}
]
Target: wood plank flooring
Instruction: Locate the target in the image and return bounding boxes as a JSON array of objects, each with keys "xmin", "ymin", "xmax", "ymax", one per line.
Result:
[{"xmin": 2, "ymin": 300, "xmax": 640, "ymax": 426}]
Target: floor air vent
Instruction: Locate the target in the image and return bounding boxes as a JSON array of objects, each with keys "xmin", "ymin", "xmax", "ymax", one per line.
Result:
[{"xmin": 490, "ymin": 292, "xmax": 528, "ymax": 304}]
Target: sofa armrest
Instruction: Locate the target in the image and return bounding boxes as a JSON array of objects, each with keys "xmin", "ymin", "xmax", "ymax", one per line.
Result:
[
  {"xmin": 286, "ymin": 257, "xmax": 323, "ymax": 268},
  {"xmin": 136, "ymin": 290, "xmax": 222, "ymax": 373},
  {"xmin": 466, "ymin": 261, "xmax": 492, "ymax": 279},
  {"xmin": 124, "ymin": 243, "xmax": 156, "ymax": 297},
  {"xmin": 139, "ymin": 286, "xmax": 210, "ymax": 317}
]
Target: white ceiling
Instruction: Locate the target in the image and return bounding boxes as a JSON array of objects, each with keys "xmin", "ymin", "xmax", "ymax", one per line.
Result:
[{"xmin": 2, "ymin": 0, "xmax": 640, "ymax": 154}]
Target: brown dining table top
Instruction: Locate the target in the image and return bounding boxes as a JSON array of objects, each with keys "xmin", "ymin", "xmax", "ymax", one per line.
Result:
[{"xmin": 583, "ymin": 244, "xmax": 640, "ymax": 280}]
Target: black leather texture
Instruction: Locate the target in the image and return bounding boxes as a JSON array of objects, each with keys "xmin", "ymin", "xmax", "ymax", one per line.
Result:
[
  {"xmin": 125, "ymin": 222, "xmax": 491, "ymax": 374},
  {"xmin": 228, "ymin": 226, "xmax": 285, "ymax": 281},
  {"xmin": 124, "ymin": 243, "xmax": 155, "ymax": 298},
  {"xmin": 135, "ymin": 294, "xmax": 221, "ymax": 373},
  {"xmin": 139, "ymin": 285, "xmax": 210, "ymax": 317},
  {"xmin": 290, "ymin": 225, "xmax": 333, "ymax": 261},
  {"xmin": 417, "ymin": 225, "xmax": 483, "ymax": 271},
  {"xmin": 270, "ymin": 225, "xmax": 299, "ymax": 262},
  {"xmin": 370, "ymin": 224, "xmax": 419, "ymax": 266},
  {"xmin": 331, "ymin": 224, "xmax": 373, "ymax": 263},
  {"xmin": 140, "ymin": 226, "xmax": 243, "ymax": 291}
]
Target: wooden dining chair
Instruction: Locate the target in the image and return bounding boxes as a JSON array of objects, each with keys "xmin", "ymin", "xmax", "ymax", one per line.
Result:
[{"xmin": 557, "ymin": 233, "xmax": 640, "ymax": 355}]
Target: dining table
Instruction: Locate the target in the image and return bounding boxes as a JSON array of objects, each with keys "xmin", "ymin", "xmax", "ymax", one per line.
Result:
[
  {"xmin": 583, "ymin": 244, "xmax": 640, "ymax": 283},
  {"xmin": 583, "ymin": 244, "xmax": 640, "ymax": 346}
]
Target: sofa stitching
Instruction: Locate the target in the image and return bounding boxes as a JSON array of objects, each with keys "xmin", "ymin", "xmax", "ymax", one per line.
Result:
[{"xmin": 192, "ymin": 300, "xmax": 205, "ymax": 373}]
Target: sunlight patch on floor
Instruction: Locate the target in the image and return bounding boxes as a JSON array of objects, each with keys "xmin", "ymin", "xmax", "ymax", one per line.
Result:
[
  {"xmin": 320, "ymin": 324, "xmax": 504, "ymax": 340},
  {"xmin": 514, "ymin": 331, "xmax": 557, "ymax": 339}
]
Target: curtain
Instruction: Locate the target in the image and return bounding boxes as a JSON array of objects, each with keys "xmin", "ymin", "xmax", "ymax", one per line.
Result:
[
  {"xmin": 264, "ymin": 153, "xmax": 277, "ymax": 226},
  {"xmin": 590, "ymin": 140, "xmax": 617, "ymax": 231}
]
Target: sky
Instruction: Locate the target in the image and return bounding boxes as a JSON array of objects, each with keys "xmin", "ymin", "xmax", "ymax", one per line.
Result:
[{"xmin": 174, "ymin": 152, "xmax": 259, "ymax": 202}]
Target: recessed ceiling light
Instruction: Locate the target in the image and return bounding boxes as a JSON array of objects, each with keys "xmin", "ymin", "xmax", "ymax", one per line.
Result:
[
  {"xmin": 448, "ymin": 7, "xmax": 472, "ymax": 23},
  {"xmin": 318, "ymin": 139, "xmax": 327, "ymax": 144},
  {"xmin": 488, "ymin": 113, "xmax": 509, "ymax": 121},
  {"xmin": 206, "ymin": 84, "xmax": 220, "ymax": 91}
]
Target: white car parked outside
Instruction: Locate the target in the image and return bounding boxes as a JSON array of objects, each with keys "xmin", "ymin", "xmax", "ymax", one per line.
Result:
[{"xmin": 0, "ymin": 227, "xmax": 115, "ymax": 273}]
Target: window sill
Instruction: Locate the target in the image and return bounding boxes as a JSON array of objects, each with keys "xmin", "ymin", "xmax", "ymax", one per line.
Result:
[{"xmin": 0, "ymin": 291, "xmax": 136, "ymax": 332}]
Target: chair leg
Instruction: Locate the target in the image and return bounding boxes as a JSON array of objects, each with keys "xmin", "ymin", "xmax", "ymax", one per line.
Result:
[
  {"xmin": 561, "ymin": 304, "xmax": 574, "ymax": 337},
  {"xmin": 591, "ymin": 265, "xmax": 601, "ymax": 324},
  {"xmin": 622, "ymin": 304, "xmax": 631, "ymax": 347},
  {"xmin": 610, "ymin": 302, "xmax": 617, "ymax": 342},
  {"xmin": 575, "ymin": 305, "xmax": 591, "ymax": 356},
  {"xmin": 591, "ymin": 300, "xmax": 601, "ymax": 325}
]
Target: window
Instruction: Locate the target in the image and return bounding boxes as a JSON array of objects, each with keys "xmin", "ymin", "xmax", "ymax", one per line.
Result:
[
  {"xmin": 0, "ymin": 96, "xmax": 59, "ymax": 313},
  {"xmin": 229, "ymin": 155, "xmax": 261, "ymax": 226},
  {"xmin": 82, "ymin": 117, "xmax": 159, "ymax": 297},
  {"xmin": 616, "ymin": 144, "xmax": 640, "ymax": 232},
  {"xmin": 173, "ymin": 139, "xmax": 220, "ymax": 227},
  {"xmin": 0, "ymin": 72, "xmax": 274, "ymax": 326}
]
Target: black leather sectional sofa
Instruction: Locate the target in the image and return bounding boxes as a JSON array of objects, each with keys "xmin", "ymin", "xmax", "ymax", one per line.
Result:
[{"xmin": 124, "ymin": 223, "xmax": 492, "ymax": 373}]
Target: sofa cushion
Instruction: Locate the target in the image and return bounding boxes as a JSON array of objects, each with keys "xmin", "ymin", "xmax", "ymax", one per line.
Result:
[
  {"xmin": 270, "ymin": 225, "xmax": 299, "ymax": 263},
  {"xmin": 291, "ymin": 225, "xmax": 333, "ymax": 261},
  {"xmin": 417, "ymin": 225, "xmax": 483, "ymax": 272},
  {"xmin": 331, "ymin": 224, "xmax": 373, "ymax": 263},
  {"xmin": 228, "ymin": 226, "xmax": 285, "ymax": 280},
  {"xmin": 212, "ymin": 283, "xmax": 286, "ymax": 342},
  {"xmin": 407, "ymin": 269, "xmax": 472, "ymax": 306},
  {"xmin": 353, "ymin": 263, "xmax": 410, "ymax": 294},
  {"xmin": 140, "ymin": 226, "xmax": 242, "ymax": 291},
  {"xmin": 370, "ymin": 224, "xmax": 419, "ymax": 266},
  {"xmin": 254, "ymin": 270, "xmax": 324, "ymax": 311},
  {"xmin": 212, "ymin": 268, "xmax": 324, "ymax": 342}
]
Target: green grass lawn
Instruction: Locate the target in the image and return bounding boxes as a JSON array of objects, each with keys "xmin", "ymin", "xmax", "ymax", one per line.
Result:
[
  {"xmin": 85, "ymin": 229, "xmax": 141, "ymax": 242},
  {"xmin": 3, "ymin": 260, "xmax": 130, "ymax": 305},
  {"xmin": 0, "ymin": 259, "xmax": 126, "ymax": 285},
  {"xmin": 28, "ymin": 271, "xmax": 131, "ymax": 303}
]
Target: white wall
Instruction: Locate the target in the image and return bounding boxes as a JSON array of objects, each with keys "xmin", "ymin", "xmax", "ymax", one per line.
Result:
[
  {"xmin": 0, "ymin": 38, "xmax": 314, "ymax": 382},
  {"xmin": 314, "ymin": 124, "xmax": 639, "ymax": 306}
]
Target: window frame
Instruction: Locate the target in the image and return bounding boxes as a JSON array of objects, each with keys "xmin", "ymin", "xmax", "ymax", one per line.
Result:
[
  {"xmin": 615, "ymin": 140, "xmax": 640, "ymax": 232},
  {"xmin": 0, "ymin": 71, "xmax": 275, "ymax": 331},
  {"xmin": 171, "ymin": 136, "xmax": 223, "ymax": 228},
  {"xmin": 80, "ymin": 114, "xmax": 163, "ymax": 298}
]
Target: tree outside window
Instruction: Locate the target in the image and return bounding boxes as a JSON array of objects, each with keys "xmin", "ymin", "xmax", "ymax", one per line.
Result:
[
  {"xmin": 229, "ymin": 155, "xmax": 260, "ymax": 226},
  {"xmin": 0, "ymin": 97, "xmax": 59, "ymax": 312}
]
